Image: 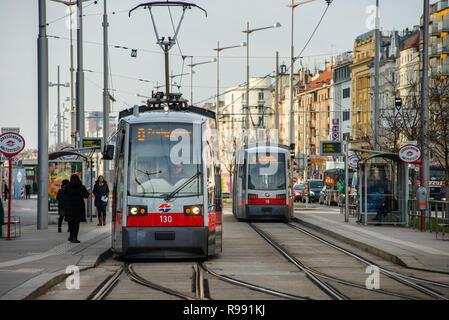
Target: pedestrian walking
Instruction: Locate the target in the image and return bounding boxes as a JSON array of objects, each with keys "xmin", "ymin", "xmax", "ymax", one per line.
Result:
[
  {"xmin": 93, "ymin": 175, "xmax": 109, "ymax": 226},
  {"xmin": 64, "ymin": 174, "xmax": 89, "ymax": 243},
  {"xmin": 25, "ymin": 184, "xmax": 31, "ymax": 199},
  {"xmin": 56, "ymin": 179, "xmax": 69, "ymax": 233}
]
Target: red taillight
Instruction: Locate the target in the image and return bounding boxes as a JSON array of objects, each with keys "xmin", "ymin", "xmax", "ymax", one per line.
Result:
[
  {"xmin": 276, "ymin": 194, "xmax": 286, "ymax": 200},
  {"xmin": 248, "ymin": 194, "xmax": 258, "ymax": 200}
]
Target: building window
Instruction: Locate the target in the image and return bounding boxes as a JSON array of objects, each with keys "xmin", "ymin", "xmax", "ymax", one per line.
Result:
[
  {"xmin": 343, "ymin": 111, "xmax": 350, "ymax": 121},
  {"xmin": 343, "ymin": 88, "xmax": 350, "ymax": 99},
  {"xmin": 258, "ymin": 92, "xmax": 264, "ymax": 101}
]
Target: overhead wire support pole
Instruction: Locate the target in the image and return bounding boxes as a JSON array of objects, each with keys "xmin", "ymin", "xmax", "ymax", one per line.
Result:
[
  {"xmin": 38, "ymin": 0, "xmax": 49, "ymax": 230},
  {"xmin": 103, "ymin": 0, "xmax": 110, "ymax": 183},
  {"xmin": 421, "ymin": 0, "xmax": 429, "ymax": 198},
  {"xmin": 76, "ymin": 0, "xmax": 85, "ymax": 147},
  {"xmin": 374, "ymin": 0, "xmax": 380, "ymax": 151}
]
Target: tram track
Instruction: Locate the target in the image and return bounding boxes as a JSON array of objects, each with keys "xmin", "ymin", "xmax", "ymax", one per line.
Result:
[
  {"xmin": 249, "ymin": 222, "xmax": 449, "ymax": 300},
  {"xmin": 88, "ymin": 262, "xmax": 202, "ymax": 300},
  {"xmin": 248, "ymin": 223, "xmax": 348, "ymax": 300},
  {"xmin": 286, "ymin": 221, "xmax": 449, "ymax": 300}
]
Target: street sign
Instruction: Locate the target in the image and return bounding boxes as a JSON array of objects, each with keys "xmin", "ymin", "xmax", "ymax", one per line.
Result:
[
  {"xmin": 81, "ymin": 137, "xmax": 103, "ymax": 149},
  {"xmin": 313, "ymin": 170, "xmax": 319, "ymax": 177},
  {"xmin": 348, "ymin": 154, "xmax": 359, "ymax": 169},
  {"xmin": 293, "ymin": 177, "xmax": 297, "ymax": 184},
  {"xmin": 1, "ymin": 127, "xmax": 20, "ymax": 134},
  {"xmin": 394, "ymin": 97, "xmax": 403, "ymax": 118},
  {"xmin": 320, "ymin": 141, "xmax": 343, "ymax": 156},
  {"xmin": 0, "ymin": 132, "xmax": 25, "ymax": 158},
  {"xmin": 398, "ymin": 144, "xmax": 421, "ymax": 163}
]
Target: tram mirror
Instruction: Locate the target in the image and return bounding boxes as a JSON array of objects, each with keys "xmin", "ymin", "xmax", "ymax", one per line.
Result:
[{"xmin": 103, "ymin": 145, "xmax": 115, "ymax": 160}]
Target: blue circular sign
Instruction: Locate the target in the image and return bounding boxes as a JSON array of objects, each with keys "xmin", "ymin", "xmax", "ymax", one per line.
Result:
[{"xmin": 313, "ymin": 170, "xmax": 318, "ymax": 177}]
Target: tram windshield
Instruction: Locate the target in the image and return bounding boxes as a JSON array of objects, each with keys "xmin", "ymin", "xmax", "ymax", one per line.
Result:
[
  {"xmin": 128, "ymin": 122, "xmax": 202, "ymax": 198},
  {"xmin": 247, "ymin": 152, "xmax": 286, "ymax": 190}
]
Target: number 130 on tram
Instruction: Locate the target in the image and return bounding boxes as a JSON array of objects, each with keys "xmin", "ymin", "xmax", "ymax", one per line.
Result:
[{"xmin": 110, "ymin": 100, "xmax": 223, "ymax": 259}]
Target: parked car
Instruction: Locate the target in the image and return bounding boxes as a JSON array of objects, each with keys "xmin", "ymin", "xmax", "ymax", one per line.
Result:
[
  {"xmin": 304, "ymin": 179, "xmax": 324, "ymax": 203},
  {"xmin": 294, "ymin": 184, "xmax": 304, "ymax": 202}
]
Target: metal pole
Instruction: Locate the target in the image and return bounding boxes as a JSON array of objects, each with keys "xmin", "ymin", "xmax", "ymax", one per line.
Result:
[
  {"xmin": 164, "ymin": 44, "xmax": 170, "ymax": 97},
  {"xmin": 344, "ymin": 139, "xmax": 349, "ymax": 222},
  {"xmin": 70, "ymin": 4, "xmax": 75, "ymax": 145},
  {"xmin": 76, "ymin": 0, "xmax": 85, "ymax": 147},
  {"xmin": 190, "ymin": 57, "xmax": 193, "ymax": 104},
  {"xmin": 275, "ymin": 51, "xmax": 279, "ymax": 140},
  {"xmin": 38, "ymin": 0, "xmax": 49, "ymax": 230},
  {"xmin": 421, "ymin": 0, "xmax": 429, "ymax": 200},
  {"xmin": 289, "ymin": 0, "xmax": 295, "ymax": 149},
  {"xmin": 246, "ymin": 21, "xmax": 250, "ymax": 141},
  {"xmin": 103, "ymin": 0, "xmax": 109, "ymax": 183},
  {"xmin": 216, "ymin": 41, "xmax": 220, "ymax": 132},
  {"xmin": 374, "ymin": 0, "xmax": 380, "ymax": 151},
  {"xmin": 7, "ymin": 159, "xmax": 12, "ymax": 240},
  {"xmin": 303, "ymin": 98, "xmax": 307, "ymax": 182},
  {"xmin": 57, "ymin": 65, "xmax": 61, "ymax": 150}
]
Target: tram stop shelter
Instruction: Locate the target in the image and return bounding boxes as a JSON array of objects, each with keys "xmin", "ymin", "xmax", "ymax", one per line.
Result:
[{"xmin": 351, "ymin": 148, "xmax": 409, "ymax": 226}]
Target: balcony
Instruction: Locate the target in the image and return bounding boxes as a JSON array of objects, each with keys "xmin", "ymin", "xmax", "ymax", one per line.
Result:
[
  {"xmin": 430, "ymin": 24, "xmax": 440, "ymax": 36},
  {"xmin": 437, "ymin": 0, "xmax": 448, "ymax": 12},
  {"xmin": 429, "ymin": 44, "xmax": 439, "ymax": 57},
  {"xmin": 437, "ymin": 42, "xmax": 449, "ymax": 54},
  {"xmin": 438, "ymin": 65, "xmax": 449, "ymax": 75},
  {"xmin": 438, "ymin": 21, "xmax": 449, "ymax": 33}
]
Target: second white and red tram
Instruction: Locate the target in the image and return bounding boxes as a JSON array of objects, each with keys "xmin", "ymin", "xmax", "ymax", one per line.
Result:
[{"xmin": 232, "ymin": 144, "xmax": 293, "ymax": 222}]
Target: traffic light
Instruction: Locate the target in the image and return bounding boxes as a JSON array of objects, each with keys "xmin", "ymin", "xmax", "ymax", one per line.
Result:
[{"xmin": 307, "ymin": 155, "xmax": 311, "ymax": 166}]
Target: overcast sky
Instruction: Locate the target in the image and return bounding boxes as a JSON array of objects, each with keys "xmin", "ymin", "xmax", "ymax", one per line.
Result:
[{"xmin": 0, "ymin": 0, "xmax": 433, "ymax": 149}]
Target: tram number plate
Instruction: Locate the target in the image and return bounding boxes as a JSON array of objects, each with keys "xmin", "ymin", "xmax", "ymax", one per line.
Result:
[
  {"xmin": 262, "ymin": 207, "xmax": 272, "ymax": 212},
  {"xmin": 160, "ymin": 215, "xmax": 173, "ymax": 223}
]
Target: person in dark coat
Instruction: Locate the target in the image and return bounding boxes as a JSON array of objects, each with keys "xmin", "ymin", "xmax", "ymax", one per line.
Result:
[
  {"xmin": 25, "ymin": 184, "xmax": 31, "ymax": 199},
  {"xmin": 64, "ymin": 174, "xmax": 89, "ymax": 243},
  {"xmin": 56, "ymin": 179, "xmax": 69, "ymax": 233},
  {"xmin": 93, "ymin": 175, "xmax": 109, "ymax": 226}
]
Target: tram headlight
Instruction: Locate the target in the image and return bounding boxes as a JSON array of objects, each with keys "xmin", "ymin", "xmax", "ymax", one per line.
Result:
[
  {"xmin": 128, "ymin": 205, "xmax": 148, "ymax": 216},
  {"xmin": 184, "ymin": 205, "xmax": 203, "ymax": 216}
]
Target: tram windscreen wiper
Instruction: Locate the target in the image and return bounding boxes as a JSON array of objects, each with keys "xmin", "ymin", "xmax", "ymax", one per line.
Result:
[
  {"xmin": 136, "ymin": 168, "xmax": 162, "ymax": 177},
  {"xmin": 164, "ymin": 171, "xmax": 201, "ymax": 201}
]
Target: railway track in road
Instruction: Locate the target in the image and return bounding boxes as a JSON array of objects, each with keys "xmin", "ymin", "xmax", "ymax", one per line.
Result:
[
  {"xmin": 249, "ymin": 222, "xmax": 449, "ymax": 300},
  {"xmin": 88, "ymin": 263, "xmax": 200, "ymax": 300},
  {"xmin": 87, "ymin": 260, "xmax": 309, "ymax": 301},
  {"xmin": 286, "ymin": 221, "xmax": 449, "ymax": 300}
]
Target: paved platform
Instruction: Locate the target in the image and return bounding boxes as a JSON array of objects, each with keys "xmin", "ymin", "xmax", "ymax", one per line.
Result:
[
  {"xmin": 0, "ymin": 214, "xmax": 111, "ymax": 300},
  {"xmin": 294, "ymin": 207, "xmax": 449, "ymax": 273}
]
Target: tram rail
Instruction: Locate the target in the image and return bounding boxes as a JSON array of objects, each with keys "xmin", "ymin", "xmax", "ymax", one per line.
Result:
[{"xmin": 286, "ymin": 220, "xmax": 449, "ymax": 300}]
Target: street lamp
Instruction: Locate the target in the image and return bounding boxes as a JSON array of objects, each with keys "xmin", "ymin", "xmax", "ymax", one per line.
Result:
[
  {"xmin": 187, "ymin": 58, "xmax": 217, "ymax": 105},
  {"xmin": 213, "ymin": 41, "xmax": 246, "ymax": 132},
  {"xmin": 242, "ymin": 22, "xmax": 281, "ymax": 142},
  {"xmin": 49, "ymin": 65, "xmax": 69, "ymax": 150},
  {"xmin": 287, "ymin": 0, "xmax": 317, "ymax": 153}
]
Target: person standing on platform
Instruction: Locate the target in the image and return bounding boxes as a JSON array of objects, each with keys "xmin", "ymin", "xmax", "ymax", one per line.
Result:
[
  {"xmin": 25, "ymin": 184, "xmax": 31, "ymax": 199},
  {"xmin": 56, "ymin": 179, "xmax": 69, "ymax": 233},
  {"xmin": 93, "ymin": 175, "xmax": 109, "ymax": 226},
  {"xmin": 64, "ymin": 174, "xmax": 89, "ymax": 243}
]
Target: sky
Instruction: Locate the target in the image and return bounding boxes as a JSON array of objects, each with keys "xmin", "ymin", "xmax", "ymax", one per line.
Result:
[{"xmin": 0, "ymin": 0, "xmax": 433, "ymax": 149}]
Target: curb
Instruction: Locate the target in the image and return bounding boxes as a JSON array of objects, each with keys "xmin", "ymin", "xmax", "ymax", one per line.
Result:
[{"xmin": 22, "ymin": 248, "xmax": 113, "ymax": 300}]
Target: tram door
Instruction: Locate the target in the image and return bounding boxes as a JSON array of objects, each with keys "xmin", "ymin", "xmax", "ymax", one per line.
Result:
[{"xmin": 112, "ymin": 129, "xmax": 125, "ymax": 252}]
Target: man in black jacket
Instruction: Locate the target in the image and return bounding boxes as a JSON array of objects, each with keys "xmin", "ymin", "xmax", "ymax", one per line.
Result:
[{"xmin": 64, "ymin": 174, "xmax": 89, "ymax": 243}]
